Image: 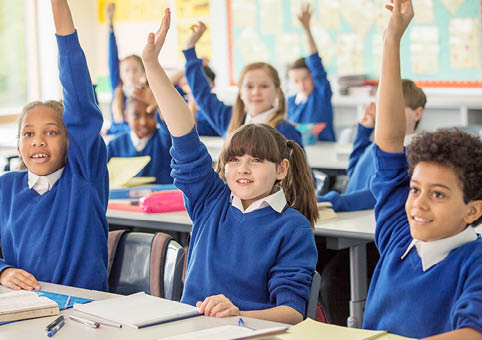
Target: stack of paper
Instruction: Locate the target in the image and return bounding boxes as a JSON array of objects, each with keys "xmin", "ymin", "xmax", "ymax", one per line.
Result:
[
  {"xmin": 0, "ymin": 291, "xmax": 59, "ymax": 322},
  {"xmin": 73, "ymin": 292, "xmax": 200, "ymax": 329}
]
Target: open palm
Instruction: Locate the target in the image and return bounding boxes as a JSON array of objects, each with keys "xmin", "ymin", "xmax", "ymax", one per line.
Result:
[{"xmin": 142, "ymin": 8, "xmax": 171, "ymax": 64}]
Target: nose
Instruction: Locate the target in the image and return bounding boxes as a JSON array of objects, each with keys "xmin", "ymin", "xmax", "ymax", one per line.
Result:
[
  {"xmin": 413, "ymin": 193, "xmax": 429, "ymax": 210},
  {"xmin": 237, "ymin": 160, "xmax": 251, "ymax": 174},
  {"xmin": 32, "ymin": 136, "xmax": 46, "ymax": 147}
]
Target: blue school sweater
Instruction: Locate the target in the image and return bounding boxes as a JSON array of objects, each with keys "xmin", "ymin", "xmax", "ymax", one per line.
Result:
[
  {"xmin": 0, "ymin": 32, "xmax": 109, "ymax": 291},
  {"xmin": 317, "ymin": 124, "xmax": 376, "ymax": 211},
  {"xmin": 107, "ymin": 121, "xmax": 173, "ymax": 184},
  {"xmin": 287, "ymin": 52, "xmax": 335, "ymax": 141},
  {"xmin": 363, "ymin": 146, "xmax": 482, "ymax": 338},
  {"xmin": 107, "ymin": 30, "xmax": 129, "ymax": 135},
  {"xmin": 172, "ymin": 128, "xmax": 317, "ymax": 316},
  {"xmin": 183, "ymin": 47, "xmax": 303, "ymax": 146}
]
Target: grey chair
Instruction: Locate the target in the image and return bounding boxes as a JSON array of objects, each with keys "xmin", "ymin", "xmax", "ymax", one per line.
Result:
[
  {"xmin": 107, "ymin": 230, "xmax": 185, "ymax": 301},
  {"xmin": 306, "ymin": 271, "xmax": 327, "ymax": 322}
]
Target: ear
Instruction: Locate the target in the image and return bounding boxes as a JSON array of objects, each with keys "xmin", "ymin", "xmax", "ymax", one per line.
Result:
[
  {"xmin": 464, "ymin": 200, "xmax": 482, "ymax": 225},
  {"xmin": 276, "ymin": 159, "xmax": 289, "ymax": 181},
  {"xmin": 415, "ymin": 106, "xmax": 424, "ymax": 122}
]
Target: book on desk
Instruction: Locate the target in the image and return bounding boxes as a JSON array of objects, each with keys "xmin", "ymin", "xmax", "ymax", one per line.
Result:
[
  {"xmin": 0, "ymin": 291, "xmax": 59, "ymax": 323},
  {"xmin": 73, "ymin": 292, "xmax": 201, "ymax": 329}
]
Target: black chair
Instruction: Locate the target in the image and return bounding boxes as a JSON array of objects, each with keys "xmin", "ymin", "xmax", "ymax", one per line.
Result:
[{"xmin": 108, "ymin": 230, "xmax": 185, "ymax": 301}]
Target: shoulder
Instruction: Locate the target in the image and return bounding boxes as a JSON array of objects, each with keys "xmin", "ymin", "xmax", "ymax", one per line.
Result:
[
  {"xmin": 109, "ymin": 132, "xmax": 130, "ymax": 145},
  {"xmin": 278, "ymin": 207, "xmax": 312, "ymax": 232},
  {"xmin": 0, "ymin": 171, "xmax": 27, "ymax": 190}
]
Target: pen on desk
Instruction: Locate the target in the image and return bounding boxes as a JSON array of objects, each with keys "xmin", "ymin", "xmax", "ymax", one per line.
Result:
[
  {"xmin": 47, "ymin": 319, "xmax": 65, "ymax": 337},
  {"xmin": 63, "ymin": 295, "xmax": 71, "ymax": 309},
  {"xmin": 69, "ymin": 315, "xmax": 100, "ymax": 328},
  {"xmin": 238, "ymin": 317, "xmax": 256, "ymax": 331},
  {"xmin": 45, "ymin": 315, "xmax": 64, "ymax": 331}
]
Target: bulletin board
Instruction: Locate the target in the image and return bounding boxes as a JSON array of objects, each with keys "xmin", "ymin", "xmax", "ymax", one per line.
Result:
[{"xmin": 227, "ymin": 0, "xmax": 482, "ymax": 87}]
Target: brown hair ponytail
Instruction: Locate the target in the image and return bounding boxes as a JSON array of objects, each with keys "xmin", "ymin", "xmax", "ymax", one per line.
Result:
[{"xmin": 282, "ymin": 140, "xmax": 319, "ymax": 229}]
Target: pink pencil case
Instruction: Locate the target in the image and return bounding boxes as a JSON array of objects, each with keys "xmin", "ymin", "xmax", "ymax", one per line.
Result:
[{"xmin": 140, "ymin": 190, "xmax": 186, "ymax": 213}]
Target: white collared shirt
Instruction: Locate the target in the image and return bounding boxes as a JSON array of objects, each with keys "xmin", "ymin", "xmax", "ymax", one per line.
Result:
[
  {"xmin": 401, "ymin": 227, "xmax": 478, "ymax": 271},
  {"xmin": 231, "ymin": 186, "xmax": 287, "ymax": 214},
  {"xmin": 294, "ymin": 93, "xmax": 308, "ymax": 105},
  {"xmin": 244, "ymin": 107, "xmax": 276, "ymax": 125},
  {"xmin": 130, "ymin": 131, "xmax": 153, "ymax": 152},
  {"xmin": 28, "ymin": 167, "xmax": 64, "ymax": 195}
]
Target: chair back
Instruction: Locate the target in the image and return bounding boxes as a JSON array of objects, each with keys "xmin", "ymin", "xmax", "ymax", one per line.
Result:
[
  {"xmin": 108, "ymin": 231, "xmax": 185, "ymax": 301},
  {"xmin": 306, "ymin": 271, "xmax": 328, "ymax": 322}
]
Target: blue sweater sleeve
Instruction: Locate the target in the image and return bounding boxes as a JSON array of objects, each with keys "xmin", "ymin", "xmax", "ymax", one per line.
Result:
[
  {"xmin": 108, "ymin": 30, "xmax": 120, "ymax": 92},
  {"xmin": 370, "ymin": 146, "xmax": 411, "ymax": 255},
  {"xmin": 268, "ymin": 224, "xmax": 317, "ymax": 316},
  {"xmin": 183, "ymin": 47, "xmax": 232, "ymax": 137},
  {"xmin": 347, "ymin": 124, "xmax": 374, "ymax": 177},
  {"xmin": 170, "ymin": 128, "xmax": 227, "ymax": 221},
  {"xmin": 57, "ymin": 31, "xmax": 107, "ymax": 183},
  {"xmin": 318, "ymin": 189, "xmax": 376, "ymax": 212},
  {"xmin": 305, "ymin": 52, "xmax": 332, "ymax": 105}
]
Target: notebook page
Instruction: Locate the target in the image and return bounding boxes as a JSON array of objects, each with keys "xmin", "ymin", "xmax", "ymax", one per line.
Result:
[
  {"xmin": 0, "ymin": 291, "xmax": 57, "ymax": 314},
  {"xmin": 155, "ymin": 325, "xmax": 288, "ymax": 340}
]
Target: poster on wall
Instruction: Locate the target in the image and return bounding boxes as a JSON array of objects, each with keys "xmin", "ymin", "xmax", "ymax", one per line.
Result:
[{"xmin": 98, "ymin": 0, "xmax": 169, "ymax": 22}]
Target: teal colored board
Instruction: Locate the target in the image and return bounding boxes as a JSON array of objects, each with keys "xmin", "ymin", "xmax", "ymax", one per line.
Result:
[{"xmin": 229, "ymin": 0, "xmax": 482, "ymax": 85}]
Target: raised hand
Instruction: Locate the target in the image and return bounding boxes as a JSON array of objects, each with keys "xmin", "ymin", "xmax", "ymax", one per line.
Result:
[
  {"xmin": 142, "ymin": 8, "xmax": 171, "ymax": 64},
  {"xmin": 360, "ymin": 102, "xmax": 376, "ymax": 128},
  {"xmin": 106, "ymin": 2, "xmax": 115, "ymax": 26},
  {"xmin": 196, "ymin": 294, "xmax": 240, "ymax": 318},
  {"xmin": 297, "ymin": 2, "xmax": 313, "ymax": 31},
  {"xmin": 132, "ymin": 85, "xmax": 158, "ymax": 113},
  {"xmin": 184, "ymin": 22, "xmax": 207, "ymax": 50},
  {"xmin": 384, "ymin": 0, "xmax": 414, "ymax": 41},
  {"xmin": 0, "ymin": 268, "xmax": 40, "ymax": 291}
]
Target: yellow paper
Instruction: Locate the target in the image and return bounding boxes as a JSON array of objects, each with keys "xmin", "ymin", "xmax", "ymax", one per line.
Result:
[
  {"xmin": 98, "ymin": 0, "xmax": 169, "ymax": 23},
  {"xmin": 124, "ymin": 177, "xmax": 156, "ymax": 187},
  {"xmin": 107, "ymin": 156, "xmax": 151, "ymax": 189},
  {"xmin": 176, "ymin": 0, "xmax": 210, "ymax": 19}
]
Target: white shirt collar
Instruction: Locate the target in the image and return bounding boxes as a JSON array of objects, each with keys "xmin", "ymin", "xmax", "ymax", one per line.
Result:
[
  {"xmin": 28, "ymin": 167, "xmax": 64, "ymax": 195},
  {"xmin": 294, "ymin": 93, "xmax": 308, "ymax": 105},
  {"xmin": 401, "ymin": 227, "xmax": 478, "ymax": 271},
  {"xmin": 231, "ymin": 186, "xmax": 287, "ymax": 214},
  {"xmin": 244, "ymin": 107, "xmax": 276, "ymax": 125},
  {"xmin": 130, "ymin": 131, "xmax": 153, "ymax": 152}
]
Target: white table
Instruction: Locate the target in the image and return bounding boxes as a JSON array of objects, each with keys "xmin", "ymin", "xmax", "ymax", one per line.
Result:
[
  {"xmin": 0, "ymin": 282, "xmax": 285, "ymax": 340},
  {"xmin": 200, "ymin": 136, "xmax": 352, "ymax": 174}
]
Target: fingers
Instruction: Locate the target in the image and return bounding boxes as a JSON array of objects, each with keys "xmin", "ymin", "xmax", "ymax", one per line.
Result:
[
  {"xmin": 0, "ymin": 268, "xmax": 40, "ymax": 291},
  {"xmin": 197, "ymin": 295, "xmax": 239, "ymax": 318},
  {"xmin": 154, "ymin": 8, "xmax": 171, "ymax": 47}
]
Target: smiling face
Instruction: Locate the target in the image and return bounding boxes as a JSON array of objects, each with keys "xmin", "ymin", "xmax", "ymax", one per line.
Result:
[
  {"xmin": 405, "ymin": 161, "xmax": 473, "ymax": 241},
  {"xmin": 17, "ymin": 106, "xmax": 69, "ymax": 176},
  {"xmin": 225, "ymin": 154, "xmax": 288, "ymax": 209},
  {"xmin": 289, "ymin": 67, "xmax": 314, "ymax": 97},
  {"xmin": 125, "ymin": 99, "xmax": 157, "ymax": 139},
  {"xmin": 239, "ymin": 69, "xmax": 280, "ymax": 117}
]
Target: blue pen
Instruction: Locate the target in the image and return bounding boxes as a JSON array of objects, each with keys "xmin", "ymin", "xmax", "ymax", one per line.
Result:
[
  {"xmin": 47, "ymin": 319, "xmax": 64, "ymax": 337},
  {"xmin": 238, "ymin": 317, "xmax": 255, "ymax": 331}
]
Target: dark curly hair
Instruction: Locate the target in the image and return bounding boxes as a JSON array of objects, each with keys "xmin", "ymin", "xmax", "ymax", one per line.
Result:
[{"xmin": 406, "ymin": 129, "xmax": 482, "ymax": 226}]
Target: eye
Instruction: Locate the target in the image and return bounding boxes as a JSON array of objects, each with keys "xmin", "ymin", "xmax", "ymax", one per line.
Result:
[
  {"xmin": 252, "ymin": 158, "xmax": 263, "ymax": 163},
  {"xmin": 22, "ymin": 131, "xmax": 33, "ymax": 137},
  {"xmin": 228, "ymin": 157, "xmax": 239, "ymax": 163},
  {"xmin": 46, "ymin": 130, "xmax": 58, "ymax": 136},
  {"xmin": 409, "ymin": 187, "xmax": 419, "ymax": 194},
  {"xmin": 432, "ymin": 191, "xmax": 444, "ymax": 199}
]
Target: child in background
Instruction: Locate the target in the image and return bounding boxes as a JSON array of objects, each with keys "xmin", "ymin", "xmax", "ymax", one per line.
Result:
[
  {"xmin": 142, "ymin": 9, "xmax": 318, "ymax": 324},
  {"xmin": 107, "ymin": 85, "xmax": 173, "ymax": 185},
  {"xmin": 287, "ymin": 3, "xmax": 335, "ymax": 142},
  {"xmin": 183, "ymin": 22, "xmax": 303, "ymax": 147},
  {"xmin": 318, "ymin": 79, "xmax": 425, "ymax": 212},
  {"xmin": 364, "ymin": 1, "xmax": 482, "ymax": 339},
  {"xmin": 106, "ymin": 2, "xmax": 145, "ymax": 135},
  {"xmin": 0, "ymin": 0, "xmax": 108, "ymax": 291}
]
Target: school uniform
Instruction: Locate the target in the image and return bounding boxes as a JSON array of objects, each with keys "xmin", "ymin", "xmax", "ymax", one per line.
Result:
[
  {"xmin": 317, "ymin": 124, "xmax": 376, "ymax": 211},
  {"xmin": 287, "ymin": 52, "xmax": 335, "ymax": 141},
  {"xmin": 107, "ymin": 30, "xmax": 129, "ymax": 134},
  {"xmin": 363, "ymin": 146, "xmax": 482, "ymax": 338},
  {"xmin": 0, "ymin": 31, "xmax": 109, "ymax": 291},
  {"xmin": 173, "ymin": 128, "xmax": 317, "ymax": 316},
  {"xmin": 183, "ymin": 47, "xmax": 303, "ymax": 147},
  {"xmin": 107, "ymin": 121, "xmax": 173, "ymax": 184}
]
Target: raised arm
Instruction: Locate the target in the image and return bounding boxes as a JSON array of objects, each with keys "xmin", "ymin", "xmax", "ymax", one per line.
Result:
[
  {"xmin": 106, "ymin": 2, "xmax": 120, "ymax": 91},
  {"xmin": 51, "ymin": 0, "xmax": 75, "ymax": 35},
  {"xmin": 375, "ymin": 0, "xmax": 413, "ymax": 153},
  {"xmin": 298, "ymin": 3, "xmax": 317, "ymax": 55},
  {"xmin": 142, "ymin": 9, "xmax": 194, "ymax": 137}
]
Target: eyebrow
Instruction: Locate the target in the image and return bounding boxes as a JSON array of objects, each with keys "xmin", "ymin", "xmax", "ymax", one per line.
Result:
[
  {"xmin": 23, "ymin": 122, "xmax": 60, "ymax": 129},
  {"xmin": 410, "ymin": 179, "xmax": 451, "ymax": 191}
]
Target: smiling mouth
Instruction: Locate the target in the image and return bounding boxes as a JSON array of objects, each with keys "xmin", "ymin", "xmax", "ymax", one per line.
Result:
[
  {"xmin": 237, "ymin": 179, "xmax": 253, "ymax": 184},
  {"xmin": 411, "ymin": 216, "xmax": 432, "ymax": 224},
  {"xmin": 30, "ymin": 153, "xmax": 50, "ymax": 163}
]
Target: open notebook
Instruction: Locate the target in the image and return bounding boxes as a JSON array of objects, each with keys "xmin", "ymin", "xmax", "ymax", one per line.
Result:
[
  {"xmin": 73, "ymin": 292, "xmax": 200, "ymax": 329},
  {"xmin": 0, "ymin": 291, "xmax": 59, "ymax": 322},
  {"xmin": 107, "ymin": 156, "xmax": 156, "ymax": 189}
]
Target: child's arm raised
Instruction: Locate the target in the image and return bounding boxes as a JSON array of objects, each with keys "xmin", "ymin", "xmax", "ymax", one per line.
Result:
[
  {"xmin": 142, "ymin": 9, "xmax": 194, "ymax": 137},
  {"xmin": 51, "ymin": 0, "xmax": 75, "ymax": 35},
  {"xmin": 298, "ymin": 3, "xmax": 317, "ymax": 55},
  {"xmin": 374, "ymin": 0, "xmax": 413, "ymax": 153}
]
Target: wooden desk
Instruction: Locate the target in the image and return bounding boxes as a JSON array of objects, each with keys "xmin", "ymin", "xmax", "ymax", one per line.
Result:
[
  {"xmin": 0, "ymin": 282, "xmax": 285, "ymax": 340},
  {"xmin": 199, "ymin": 136, "xmax": 352, "ymax": 174}
]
